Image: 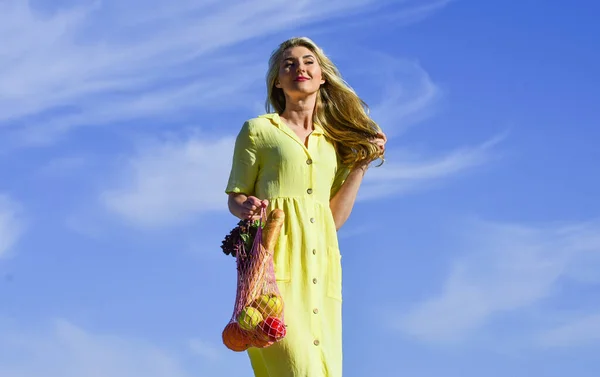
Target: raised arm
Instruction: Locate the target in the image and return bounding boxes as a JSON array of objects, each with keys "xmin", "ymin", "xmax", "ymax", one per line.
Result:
[
  {"xmin": 329, "ymin": 132, "xmax": 386, "ymax": 230},
  {"xmin": 329, "ymin": 164, "xmax": 368, "ymax": 230}
]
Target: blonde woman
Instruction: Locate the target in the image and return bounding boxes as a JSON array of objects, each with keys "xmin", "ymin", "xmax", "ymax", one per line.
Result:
[{"xmin": 225, "ymin": 37, "xmax": 386, "ymax": 377}]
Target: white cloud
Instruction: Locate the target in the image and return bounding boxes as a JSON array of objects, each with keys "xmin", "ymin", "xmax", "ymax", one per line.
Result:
[
  {"xmin": 0, "ymin": 319, "xmax": 192, "ymax": 377},
  {"xmin": 538, "ymin": 313, "xmax": 600, "ymax": 348},
  {"xmin": 312, "ymin": 0, "xmax": 453, "ymax": 33},
  {"xmin": 359, "ymin": 133, "xmax": 505, "ymax": 200},
  {"xmin": 101, "ymin": 134, "xmax": 234, "ymax": 228},
  {"xmin": 368, "ymin": 56, "xmax": 441, "ymax": 136},
  {"xmin": 0, "ymin": 318, "xmax": 257, "ymax": 377},
  {"xmin": 11, "ymin": 0, "xmax": 458, "ymax": 225},
  {"xmin": 392, "ymin": 218, "xmax": 600, "ymax": 344},
  {"xmin": 100, "ymin": 125, "xmax": 496, "ymax": 227},
  {"xmin": 101, "ymin": 119, "xmax": 501, "ymax": 228},
  {"xmin": 0, "ymin": 0, "xmax": 446, "ymax": 147},
  {"xmin": 0, "ymin": 194, "xmax": 24, "ymax": 259},
  {"xmin": 385, "ymin": 0, "xmax": 454, "ymax": 24},
  {"xmin": 188, "ymin": 338, "xmax": 221, "ymax": 361},
  {"xmin": 98, "ymin": 54, "xmax": 451, "ymax": 226}
]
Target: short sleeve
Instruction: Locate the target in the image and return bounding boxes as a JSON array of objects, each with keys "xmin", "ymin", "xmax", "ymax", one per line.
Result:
[
  {"xmin": 225, "ymin": 121, "xmax": 259, "ymax": 195},
  {"xmin": 330, "ymin": 160, "xmax": 351, "ymax": 199}
]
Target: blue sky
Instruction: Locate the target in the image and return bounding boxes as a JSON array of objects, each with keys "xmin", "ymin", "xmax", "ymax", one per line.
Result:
[{"xmin": 1, "ymin": 0, "xmax": 599, "ymax": 376}]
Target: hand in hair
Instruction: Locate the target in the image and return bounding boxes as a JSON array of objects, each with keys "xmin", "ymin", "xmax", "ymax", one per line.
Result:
[
  {"xmin": 370, "ymin": 131, "xmax": 387, "ymax": 156},
  {"xmin": 357, "ymin": 131, "xmax": 387, "ymax": 170}
]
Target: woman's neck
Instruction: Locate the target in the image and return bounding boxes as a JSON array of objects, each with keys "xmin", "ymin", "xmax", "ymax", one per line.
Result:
[{"xmin": 280, "ymin": 94, "xmax": 317, "ymax": 130}]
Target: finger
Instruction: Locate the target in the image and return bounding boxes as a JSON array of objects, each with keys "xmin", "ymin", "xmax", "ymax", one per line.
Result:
[
  {"xmin": 243, "ymin": 198, "xmax": 259, "ymax": 209},
  {"xmin": 370, "ymin": 132, "xmax": 384, "ymax": 139},
  {"xmin": 248, "ymin": 196, "xmax": 263, "ymax": 207},
  {"xmin": 370, "ymin": 135, "xmax": 386, "ymax": 143},
  {"xmin": 261, "ymin": 200, "xmax": 269, "ymax": 208},
  {"xmin": 371, "ymin": 140, "xmax": 385, "ymax": 148},
  {"xmin": 244, "ymin": 203, "xmax": 258, "ymax": 213}
]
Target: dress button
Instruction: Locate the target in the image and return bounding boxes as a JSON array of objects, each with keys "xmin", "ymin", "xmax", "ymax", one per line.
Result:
[
  {"xmin": 307, "ymin": 188, "xmax": 313, "ymax": 194},
  {"xmin": 313, "ymin": 308, "xmax": 319, "ymax": 314},
  {"xmin": 306, "ymin": 159, "xmax": 313, "ymax": 165},
  {"xmin": 310, "ymin": 218, "xmax": 315, "ymax": 223},
  {"xmin": 312, "ymin": 249, "xmax": 316, "ymax": 255},
  {"xmin": 314, "ymin": 339, "xmax": 320, "ymax": 346},
  {"xmin": 312, "ymin": 278, "xmax": 318, "ymax": 284}
]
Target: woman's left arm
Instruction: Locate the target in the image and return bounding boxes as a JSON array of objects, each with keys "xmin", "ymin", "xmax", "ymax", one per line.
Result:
[
  {"xmin": 329, "ymin": 164, "xmax": 369, "ymax": 230},
  {"xmin": 329, "ymin": 132, "xmax": 386, "ymax": 230}
]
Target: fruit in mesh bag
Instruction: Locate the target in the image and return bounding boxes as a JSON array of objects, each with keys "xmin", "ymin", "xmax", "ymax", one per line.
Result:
[
  {"xmin": 251, "ymin": 336, "xmax": 274, "ymax": 349},
  {"xmin": 259, "ymin": 316, "xmax": 287, "ymax": 342},
  {"xmin": 238, "ymin": 306, "xmax": 264, "ymax": 331},
  {"xmin": 222, "ymin": 322, "xmax": 251, "ymax": 352},
  {"xmin": 222, "ymin": 208, "xmax": 287, "ymax": 351},
  {"xmin": 252, "ymin": 293, "xmax": 283, "ymax": 318}
]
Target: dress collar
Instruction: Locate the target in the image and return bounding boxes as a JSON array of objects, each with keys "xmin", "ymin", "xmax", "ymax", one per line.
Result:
[{"xmin": 260, "ymin": 112, "xmax": 324, "ymax": 136}]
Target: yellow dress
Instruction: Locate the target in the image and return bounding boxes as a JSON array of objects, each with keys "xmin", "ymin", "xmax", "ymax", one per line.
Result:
[{"xmin": 225, "ymin": 113, "xmax": 349, "ymax": 377}]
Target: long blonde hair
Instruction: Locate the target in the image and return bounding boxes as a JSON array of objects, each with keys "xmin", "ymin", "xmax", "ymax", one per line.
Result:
[{"xmin": 266, "ymin": 37, "xmax": 384, "ymax": 168}]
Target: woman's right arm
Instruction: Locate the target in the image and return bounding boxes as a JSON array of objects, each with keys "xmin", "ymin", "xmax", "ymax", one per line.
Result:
[{"xmin": 228, "ymin": 193, "xmax": 268, "ymax": 221}]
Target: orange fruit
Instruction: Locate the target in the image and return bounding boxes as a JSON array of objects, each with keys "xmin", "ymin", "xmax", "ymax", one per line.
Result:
[
  {"xmin": 250, "ymin": 335, "xmax": 273, "ymax": 349},
  {"xmin": 222, "ymin": 322, "xmax": 251, "ymax": 352}
]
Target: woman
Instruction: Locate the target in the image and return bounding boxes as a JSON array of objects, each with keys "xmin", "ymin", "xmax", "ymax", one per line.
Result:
[{"xmin": 225, "ymin": 36, "xmax": 386, "ymax": 377}]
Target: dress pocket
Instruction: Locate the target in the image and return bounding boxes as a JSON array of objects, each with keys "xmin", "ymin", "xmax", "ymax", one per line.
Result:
[
  {"xmin": 272, "ymin": 249, "xmax": 291, "ymax": 282},
  {"xmin": 326, "ymin": 247, "xmax": 343, "ymax": 301}
]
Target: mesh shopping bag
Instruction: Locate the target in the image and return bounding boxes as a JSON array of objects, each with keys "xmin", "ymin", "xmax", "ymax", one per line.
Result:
[{"xmin": 220, "ymin": 208, "xmax": 287, "ymax": 352}]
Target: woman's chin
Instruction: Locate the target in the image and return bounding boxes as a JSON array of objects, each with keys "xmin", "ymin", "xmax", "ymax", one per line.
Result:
[{"xmin": 284, "ymin": 87, "xmax": 320, "ymax": 99}]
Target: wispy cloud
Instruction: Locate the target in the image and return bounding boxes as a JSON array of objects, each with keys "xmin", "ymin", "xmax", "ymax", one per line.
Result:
[
  {"xmin": 310, "ymin": 0, "xmax": 454, "ymax": 33},
  {"xmin": 99, "ymin": 128, "xmax": 497, "ymax": 228},
  {"xmin": 0, "ymin": 194, "xmax": 24, "ymax": 259},
  {"xmin": 391, "ymin": 218, "xmax": 600, "ymax": 345},
  {"xmin": 100, "ymin": 134, "xmax": 234, "ymax": 228},
  {"xmin": 1, "ymin": 0, "xmax": 442, "ymax": 147},
  {"xmin": 0, "ymin": 319, "xmax": 192, "ymax": 377},
  {"xmin": 96, "ymin": 44, "xmax": 452, "ymax": 227},
  {"xmin": 13, "ymin": 0, "xmax": 458, "ymax": 226},
  {"xmin": 188, "ymin": 338, "xmax": 221, "ymax": 361},
  {"xmin": 99, "ymin": 117, "xmax": 502, "ymax": 228},
  {"xmin": 359, "ymin": 133, "xmax": 506, "ymax": 201},
  {"xmin": 538, "ymin": 313, "xmax": 600, "ymax": 348},
  {"xmin": 367, "ymin": 56, "xmax": 442, "ymax": 136},
  {"xmin": 385, "ymin": 0, "xmax": 455, "ymax": 24}
]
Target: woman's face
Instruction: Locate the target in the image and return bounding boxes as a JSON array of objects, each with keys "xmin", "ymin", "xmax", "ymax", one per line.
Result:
[{"xmin": 276, "ymin": 46, "xmax": 325, "ymax": 98}]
